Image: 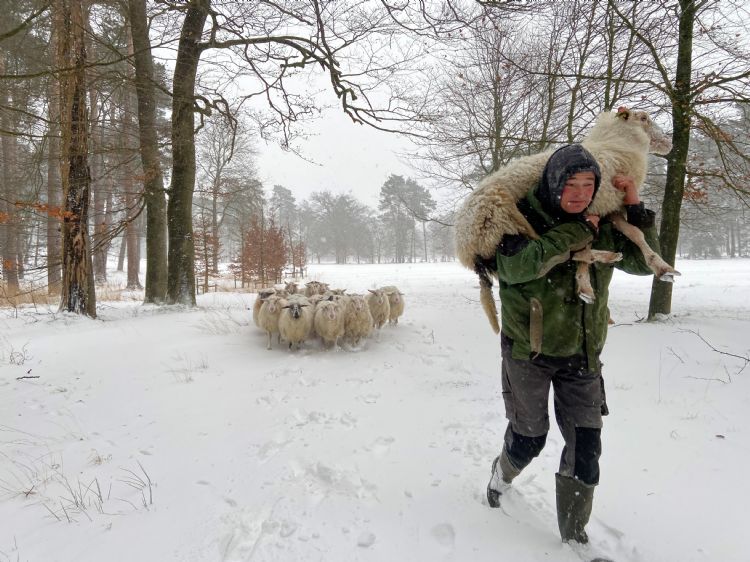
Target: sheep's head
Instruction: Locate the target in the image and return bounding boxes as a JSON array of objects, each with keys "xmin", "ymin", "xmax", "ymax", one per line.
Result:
[
  {"xmin": 265, "ymin": 296, "xmax": 285, "ymax": 314},
  {"xmin": 285, "ymin": 282, "xmax": 298, "ymax": 294},
  {"xmin": 368, "ymin": 289, "xmax": 386, "ymax": 305},
  {"xmin": 616, "ymin": 106, "xmax": 672, "ymax": 155},
  {"xmin": 259, "ymin": 288, "xmax": 276, "ymax": 301},
  {"xmin": 283, "ymin": 301, "xmax": 308, "ymax": 319},
  {"xmin": 348, "ymin": 295, "xmax": 365, "ymax": 312},
  {"xmin": 320, "ymin": 301, "xmax": 340, "ymax": 321}
]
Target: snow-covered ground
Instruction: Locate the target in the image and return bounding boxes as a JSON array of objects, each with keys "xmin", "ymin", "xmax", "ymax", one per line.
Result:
[{"xmin": 1, "ymin": 259, "xmax": 748, "ymax": 562}]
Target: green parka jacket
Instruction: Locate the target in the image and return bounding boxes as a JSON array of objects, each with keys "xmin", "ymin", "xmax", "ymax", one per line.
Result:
[{"xmin": 495, "ymin": 187, "xmax": 659, "ymax": 372}]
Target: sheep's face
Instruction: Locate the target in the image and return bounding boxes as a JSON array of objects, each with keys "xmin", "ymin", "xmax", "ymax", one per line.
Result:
[
  {"xmin": 389, "ymin": 292, "xmax": 401, "ymax": 306},
  {"xmin": 321, "ymin": 302, "xmax": 339, "ymax": 321},
  {"xmin": 369, "ymin": 289, "xmax": 386, "ymax": 306},
  {"xmin": 285, "ymin": 282, "xmax": 298, "ymax": 294},
  {"xmin": 618, "ymin": 107, "xmax": 672, "ymax": 155},
  {"xmin": 284, "ymin": 302, "xmax": 307, "ymax": 319},
  {"xmin": 265, "ymin": 296, "xmax": 283, "ymax": 314}
]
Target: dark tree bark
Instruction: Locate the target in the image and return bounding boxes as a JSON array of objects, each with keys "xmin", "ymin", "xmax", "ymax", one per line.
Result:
[
  {"xmin": 648, "ymin": 0, "xmax": 695, "ymax": 319},
  {"xmin": 127, "ymin": 0, "xmax": 167, "ymax": 303},
  {"xmin": 56, "ymin": 0, "xmax": 96, "ymax": 317},
  {"xmin": 0, "ymin": 53, "xmax": 20, "ymax": 294},
  {"xmin": 167, "ymin": 0, "xmax": 209, "ymax": 305}
]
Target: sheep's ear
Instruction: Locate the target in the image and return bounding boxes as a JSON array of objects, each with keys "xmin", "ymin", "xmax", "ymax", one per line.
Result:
[
  {"xmin": 282, "ymin": 305, "xmax": 290, "ymax": 309},
  {"xmin": 616, "ymin": 106, "xmax": 630, "ymax": 120},
  {"xmin": 368, "ymin": 289, "xmax": 376, "ymax": 294},
  {"xmin": 399, "ymin": 292, "xmax": 405, "ymax": 295}
]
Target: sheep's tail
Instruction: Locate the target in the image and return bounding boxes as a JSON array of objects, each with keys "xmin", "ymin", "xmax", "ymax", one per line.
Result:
[{"xmin": 474, "ymin": 258, "xmax": 500, "ymax": 335}]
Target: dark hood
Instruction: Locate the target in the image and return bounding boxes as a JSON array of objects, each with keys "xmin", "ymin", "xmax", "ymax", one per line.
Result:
[{"xmin": 536, "ymin": 144, "xmax": 601, "ymax": 220}]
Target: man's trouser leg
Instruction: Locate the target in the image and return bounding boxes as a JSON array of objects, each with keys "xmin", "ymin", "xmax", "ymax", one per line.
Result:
[{"xmin": 552, "ymin": 365, "xmax": 606, "ymax": 543}]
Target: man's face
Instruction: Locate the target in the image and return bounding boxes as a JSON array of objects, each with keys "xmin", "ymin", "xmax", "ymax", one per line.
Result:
[{"xmin": 560, "ymin": 171, "xmax": 596, "ymax": 214}]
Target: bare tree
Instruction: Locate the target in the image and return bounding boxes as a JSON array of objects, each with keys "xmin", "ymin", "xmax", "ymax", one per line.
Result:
[
  {"xmin": 127, "ymin": 0, "xmax": 167, "ymax": 303},
  {"xmin": 55, "ymin": 0, "xmax": 95, "ymax": 316}
]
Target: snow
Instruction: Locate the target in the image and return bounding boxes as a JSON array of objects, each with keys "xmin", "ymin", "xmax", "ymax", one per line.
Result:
[{"xmin": 1, "ymin": 259, "xmax": 748, "ymax": 562}]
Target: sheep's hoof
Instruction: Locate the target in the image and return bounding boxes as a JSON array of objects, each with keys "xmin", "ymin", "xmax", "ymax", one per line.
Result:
[
  {"xmin": 658, "ymin": 272, "xmax": 679, "ymax": 283},
  {"xmin": 578, "ymin": 292, "xmax": 595, "ymax": 304}
]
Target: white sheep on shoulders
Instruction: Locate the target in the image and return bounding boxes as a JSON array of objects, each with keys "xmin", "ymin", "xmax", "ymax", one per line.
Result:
[{"xmin": 454, "ymin": 106, "xmax": 677, "ymax": 333}]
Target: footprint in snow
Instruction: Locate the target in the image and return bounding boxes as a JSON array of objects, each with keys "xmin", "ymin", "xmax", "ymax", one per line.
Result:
[
  {"xmin": 430, "ymin": 523, "xmax": 455, "ymax": 548},
  {"xmin": 357, "ymin": 531, "xmax": 376, "ymax": 547},
  {"xmin": 365, "ymin": 436, "xmax": 395, "ymax": 456}
]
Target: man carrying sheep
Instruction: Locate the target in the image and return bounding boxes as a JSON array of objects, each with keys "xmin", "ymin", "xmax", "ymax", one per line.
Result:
[{"xmin": 482, "ymin": 144, "xmax": 660, "ymax": 545}]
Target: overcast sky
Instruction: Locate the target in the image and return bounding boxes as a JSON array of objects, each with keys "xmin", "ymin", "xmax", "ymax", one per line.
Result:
[{"xmin": 254, "ymin": 107, "xmax": 417, "ymax": 208}]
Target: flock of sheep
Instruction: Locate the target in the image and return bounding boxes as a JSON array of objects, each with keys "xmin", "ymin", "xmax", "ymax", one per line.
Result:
[{"xmin": 252, "ymin": 281, "xmax": 405, "ymax": 350}]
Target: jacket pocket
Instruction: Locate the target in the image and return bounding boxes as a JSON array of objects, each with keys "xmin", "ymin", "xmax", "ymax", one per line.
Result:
[{"xmin": 529, "ymin": 297, "xmax": 543, "ymax": 356}]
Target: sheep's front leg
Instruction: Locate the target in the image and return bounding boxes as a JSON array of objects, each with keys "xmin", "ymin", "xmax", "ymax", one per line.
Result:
[
  {"xmin": 609, "ymin": 214, "xmax": 681, "ymax": 281},
  {"xmin": 266, "ymin": 331, "xmax": 272, "ymax": 350},
  {"xmin": 572, "ymin": 245, "xmax": 623, "ymax": 303}
]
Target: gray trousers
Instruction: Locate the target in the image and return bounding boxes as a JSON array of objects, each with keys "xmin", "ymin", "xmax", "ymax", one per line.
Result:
[{"xmin": 500, "ymin": 340, "xmax": 607, "ymax": 484}]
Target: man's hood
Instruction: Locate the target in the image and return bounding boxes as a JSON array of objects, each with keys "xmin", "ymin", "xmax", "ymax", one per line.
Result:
[{"xmin": 536, "ymin": 144, "xmax": 601, "ymax": 220}]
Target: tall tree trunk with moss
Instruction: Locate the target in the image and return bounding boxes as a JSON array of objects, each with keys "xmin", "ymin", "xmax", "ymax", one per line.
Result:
[
  {"xmin": 128, "ymin": 0, "xmax": 167, "ymax": 303},
  {"xmin": 56, "ymin": 0, "xmax": 96, "ymax": 317},
  {"xmin": 648, "ymin": 0, "xmax": 694, "ymax": 319},
  {"xmin": 167, "ymin": 0, "xmax": 209, "ymax": 305}
]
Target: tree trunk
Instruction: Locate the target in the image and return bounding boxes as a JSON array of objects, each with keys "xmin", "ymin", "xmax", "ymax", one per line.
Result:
[
  {"xmin": 211, "ymin": 183, "xmax": 220, "ymax": 273},
  {"xmin": 128, "ymin": 0, "xmax": 167, "ymax": 303},
  {"xmin": 121, "ymin": 64, "xmax": 142, "ymax": 290},
  {"xmin": 648, "ymin": 0, "xmax": 694, "ymax": 319},
  {"xmin": 167, "ymin": 0, "xmax": 209, "ymax": 305},
  {"xmin": 90, "ymin": 87, "xmax": 108, "ymax": 282},
  {"xmin": 117, "ymin": 234, "xmax": 126, "ymax": 271},
  {"xmin": 0, "ymin": 54, "xmax": 20, "ymax": 294},
  {"xmin": 56, "ymin": 0, "xmax": 96, "ymax": 317},
  {"xmin": 46, "ymin": 31, "xmax": 63, "ymax": 293}
]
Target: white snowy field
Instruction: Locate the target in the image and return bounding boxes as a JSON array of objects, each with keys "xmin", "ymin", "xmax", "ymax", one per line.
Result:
[{"xmin": 1, "ymin": 259, "xmax": 748, "ymax": 562}]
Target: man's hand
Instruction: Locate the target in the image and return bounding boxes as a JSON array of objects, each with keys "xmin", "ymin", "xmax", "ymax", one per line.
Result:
[
  {"xmin": 584, "ymin": 214, "xmax": 600, "ymax": 231},
  {"xmin": 612, "ymin": 175, "xmax": 640, "ymax": 205}
]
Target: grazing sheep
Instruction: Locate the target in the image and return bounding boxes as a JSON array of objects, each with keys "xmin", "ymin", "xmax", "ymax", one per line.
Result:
[
  {"xmin": 454, "ymin": 107, "xmax": 676, "ymax": 332},
  {"xmin": 343, "ymin": 294, "xmax": 373, "ymax": 345},
  {"xmin": 366, "ymin": 289, "xmax": 391, "ymax": 330},
  {"xmin": 380, "ymin": 285, "xmax": 405, "ymax": 325},
  {"xmin": 258, "ymin": 295, "xmax": 286, "ymax": 350},
  {"xmin": 278, "ymin": 296, "xmax": 313, "ymax": 350},
  {"xmin": 252, "ymin": 288, "xmax": 276, "ymax": 327},
  {"xmin": 313, "ymin": 299, "xmax": 345, "ymax": 349}
]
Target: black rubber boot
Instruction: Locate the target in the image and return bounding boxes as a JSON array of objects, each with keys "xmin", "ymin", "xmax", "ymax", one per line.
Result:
[
  {"xmin": 486, "ymin": 448, "xmax": 521, "ymax": 508},
  {"xmin": 555, "ymin": 473, "xmax": 595, "ymax": 543}
]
